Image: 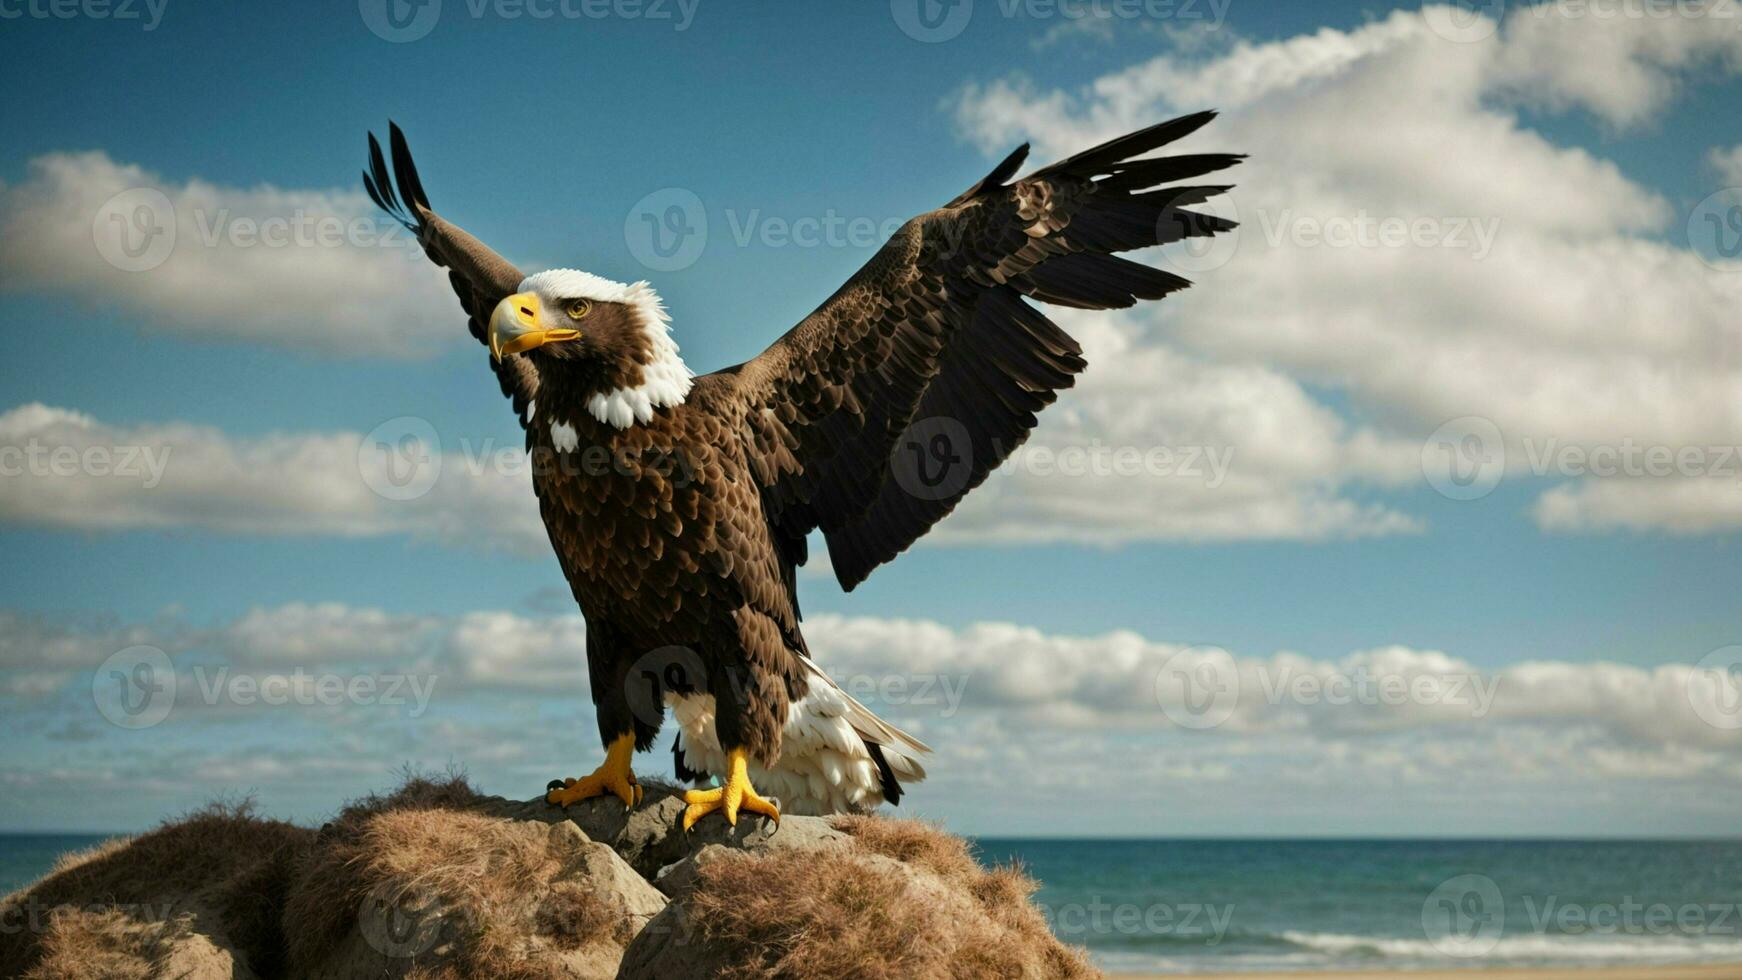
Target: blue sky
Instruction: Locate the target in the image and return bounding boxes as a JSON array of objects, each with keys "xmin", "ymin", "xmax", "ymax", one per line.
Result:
[{"xmin": 1, "ymin": 0, "xmax": 1740, "ymax": 835}]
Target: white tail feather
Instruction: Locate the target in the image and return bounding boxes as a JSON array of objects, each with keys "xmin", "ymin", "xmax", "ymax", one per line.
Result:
[{"xmin": 668, "ymin": 659, "xmax": 931, "ymax": 815}]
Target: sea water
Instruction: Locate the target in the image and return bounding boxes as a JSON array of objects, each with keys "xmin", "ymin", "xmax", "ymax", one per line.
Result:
[{"xmin": 974, "ymin": 838, "xmax": 1742, "ymax": 973}]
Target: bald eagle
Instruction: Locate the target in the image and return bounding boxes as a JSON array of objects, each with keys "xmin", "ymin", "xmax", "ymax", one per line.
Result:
[{"xmin": 363, "ymin": 114, "xmax": 1239, "ymax": 827}]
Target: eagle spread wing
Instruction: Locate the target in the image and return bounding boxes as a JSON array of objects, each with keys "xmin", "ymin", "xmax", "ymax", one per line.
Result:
[
  {"xmin": 728, "ymin": 110, "xmax": 1242, "ymax": 590},
  {"xmin": 364, "ymin": 123, "xmax": 541, "ymax": 428}
]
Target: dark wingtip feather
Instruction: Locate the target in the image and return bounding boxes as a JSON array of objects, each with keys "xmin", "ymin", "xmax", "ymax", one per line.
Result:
[
  {"xmin": 1097, "ymin": 154, "xmax": 1247, "ymax": 194},
  {"xmin": 366, "ymin": 132, "xmax": 400, "ymax": 213},
  {"xmin": 987, "ymin": 142, "xmax": 1030, "ymax": 187},
  {"xmin": 946, "ymin": 142, "xmax": 1034, "ymax": 207},
  {"xmin": 835, "ymin": 564, "xmax": 865, "ymax": 592},
  {"xmin": 1036, "ymin": 109, "xmax": 1226, "ymax": 179},
  {"xmin": 362, "ymin": 170, "xmax": 390, "ymax": 215},
  {"xmin": 388, "ymin": 121, "xmax": 431, "ymax": 212}
]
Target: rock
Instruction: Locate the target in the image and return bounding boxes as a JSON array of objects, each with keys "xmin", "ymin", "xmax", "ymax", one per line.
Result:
[
  {"xmin": 649, "ymin": 842, "xmax": 734, "ymax": 898},
  {"xmin": 550, "ymin": 823, "xmax": 668, "ymax": 932},
  {"xmin": 155, "ymin": 913, "xmax": 257, "ymax": 980},
  {"xmin": 0, "ymin": 777, "xmax": 1096, "ymax": 980},
  {"xmin": 470, "ymin": 781, "xmax": 851, "ymax": 880}
]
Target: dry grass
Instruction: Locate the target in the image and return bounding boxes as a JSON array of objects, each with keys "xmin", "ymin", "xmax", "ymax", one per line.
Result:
[
  {"xmin": 0, "ymin": 799, "xmax": 313, "ymax": 979},
  {"xmin": 16, "ymin": 907, "xmax": 157, "ymax": 980},
  {"xmin": 536, "ymin": 881, "xmax": 636, "ymax": 949},
  {"xmin": 830, "ymin": 813, "xmax": 979, "ymax": 881},
  {"xmin": 678, "ymin": 815, "xmax": 1098, "ymax": 980},
  {"xmin": 280, "ymin": 773, "xmax": 488, "ymax": 968},
  {"xmin": 21, "ymin": 800, "xmax": 309, "ymax": 911},
  {"xmin": 282, "ymin": 773, "xmax": 633, "ymax": 979},
  {"xmin": 689, "ymin": 848, "xmax": 946, "ymax": 979}
]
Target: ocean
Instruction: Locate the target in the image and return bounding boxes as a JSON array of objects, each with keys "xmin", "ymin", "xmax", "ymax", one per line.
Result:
[
  {"xmin": 973, "ymin": 839, "xmax": 1742, "ymax": 974},
  {"xmin": 0, "ymin": 834, "xmax": 115, "ymax": 896},
  {"xmin": 5, "ymin": 835, "xmax": 1740, "ymax": 974}
]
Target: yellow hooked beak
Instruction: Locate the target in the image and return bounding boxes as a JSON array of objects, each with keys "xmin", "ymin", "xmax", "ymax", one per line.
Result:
[{"xmin": 489, "ymin": 292, "xmax": 581, "ymax": 362}]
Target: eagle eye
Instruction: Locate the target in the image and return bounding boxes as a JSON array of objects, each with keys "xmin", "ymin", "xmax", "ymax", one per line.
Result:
[{"xmin": 565, "ymin": 299, "xmax": 592, "ymax": 320}]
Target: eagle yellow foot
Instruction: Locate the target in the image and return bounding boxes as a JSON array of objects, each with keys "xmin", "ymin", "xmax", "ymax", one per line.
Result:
[
  {"xmin": 682, "ymin": 748, "xmax": 780, "ymax": 830},
  {"xmin": 546, "ymin": 733, "xmax": 643, "ymax": 808}
]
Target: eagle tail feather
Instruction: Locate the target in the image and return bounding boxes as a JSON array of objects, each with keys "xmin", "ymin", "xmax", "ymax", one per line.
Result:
[
  {"xmin": 671, "ymin": 732, "xmax": 709, "ymax": 784},
  {"xmin": 803, "ymin": 659, "xmax": 930, "ymax": 803}
]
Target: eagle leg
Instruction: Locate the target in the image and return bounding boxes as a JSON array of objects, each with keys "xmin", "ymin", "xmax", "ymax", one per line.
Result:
[
  {"xmin": 545, "ymin": 733, "xmax": 644, "ymax": 808},
  {"xmin": 681, "ymin": 747, "xmax": 780, "ymax": 830}
]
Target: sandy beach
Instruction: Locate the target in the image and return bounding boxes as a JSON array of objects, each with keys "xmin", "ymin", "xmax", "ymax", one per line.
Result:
[{"xmin": 1114, "ymin": 966, "xmax": 1742, "ymax": 980}]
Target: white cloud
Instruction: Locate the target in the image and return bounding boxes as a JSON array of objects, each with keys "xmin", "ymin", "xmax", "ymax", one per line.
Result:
[
  {"xmin": 951, "ymin": 4, "xmax": 1742, "ymax": 536},
  {"xmin": 802, "ymin": 614, "xmax": 1740, "ymax": 749},
  {"xmin": 938, "ymin": 314, "xmax": 1423, "ymax": 544},
  {"xmin": 1489, "ymin": 2, "xmax": 1742, "ymax": 128},
  {"xmin": 1, "ymin": 387, "xmax": 1423, "ymax": 550},
  {"xmin": 1534, "ymin": 474, "xmax": 1742, "ymax": 533},
  {"xmin": 0, "ymin": 403, "xmax": 546, "ymax": 553},
  {"xmin": 7, "ymin": 603, "xmax": 1738, "ymax": 833},
  {"xmin": 444, "ymin": 611, "xmax": 590, "ymax": 691},
  {"xmin": 15, "ymin": 603, "xmax": 1738, "ymax": 758},
  {"xmin": 0, "ymin": 150, "xmax": 455, "ymax": 355},
  {"xmin": 0, "ymin": 607, "xmax": 217, "ymax": 707},
  {"xmin": 1029, "ymin": 12, "xmax": 1120, "ymax": 49},
  {"xmin": 220, "ymin": 603, "xmax": 442, "ymax": 664},
  {"xmin": 800, "ymin": 614, "xmax": 1742, "ymax": 829},
  {"xmin": 1709, "ymin": 143, "xmax": 1742, "ymax": 186},
  {"xmin": 0, "ymin": 611, "xmax": 183, "ymax": 694}
]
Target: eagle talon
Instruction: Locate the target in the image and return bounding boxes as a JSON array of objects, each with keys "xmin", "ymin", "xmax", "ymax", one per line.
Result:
[
  {"xmin": 681, "ymin": 748, "xmax": 780, "ymax": 831},
  {"xmin": 544, "ymin": 734, "xmax": 641, "ymax": 809}
]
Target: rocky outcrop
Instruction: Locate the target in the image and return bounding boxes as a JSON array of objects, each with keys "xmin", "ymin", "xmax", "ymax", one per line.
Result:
[{"xmin": 0, "ymin": 777, "xmax": 1097, "ymax": 980}]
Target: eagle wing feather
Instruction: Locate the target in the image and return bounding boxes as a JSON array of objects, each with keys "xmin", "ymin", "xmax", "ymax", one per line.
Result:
[
  {"xmin": 365, "ymin": 123, "xmax": 539, "ymax": 427},
  {"xmin": 725, "ymin": 110, "xmax": 1243, "ymax": 590}
]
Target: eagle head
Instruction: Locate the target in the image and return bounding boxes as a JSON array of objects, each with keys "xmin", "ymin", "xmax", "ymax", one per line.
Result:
[{"xmin": 489, "ymin": 268, "xmax": 694, "ymax": 428}]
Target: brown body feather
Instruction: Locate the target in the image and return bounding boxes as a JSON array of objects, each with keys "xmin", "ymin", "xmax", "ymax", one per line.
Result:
[{"xmin": 527, "ymin": 378, "xmax": 808, "ymax": 761}]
